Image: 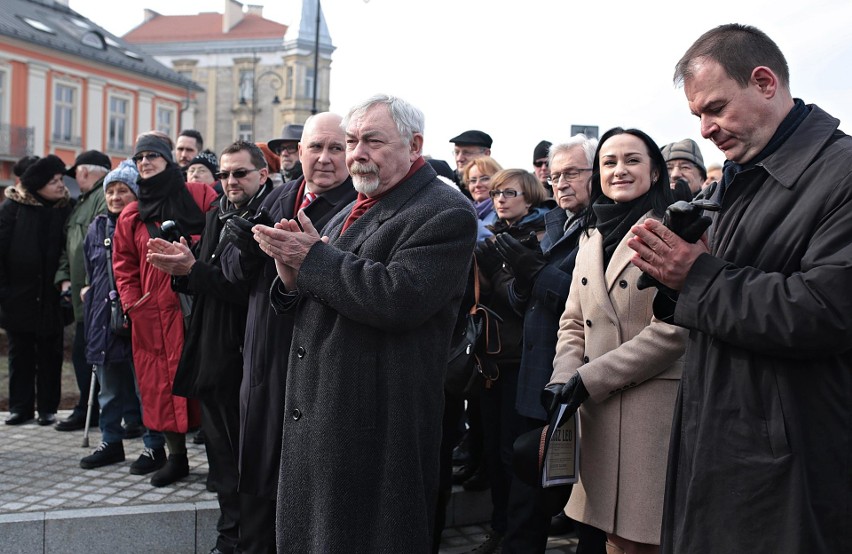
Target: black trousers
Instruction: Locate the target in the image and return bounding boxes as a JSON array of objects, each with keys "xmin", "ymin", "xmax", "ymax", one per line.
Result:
[
  {"xmin": 72, "ymin": 321, "xmax": 98, "ymax": 417},
  {"xmin": 7, "ymin": 330, "xmax": 62, "ymax": 416},
  {"xmin": 201, "ymin": 397, "xmax": 241, "ymax": 554},
  {"xmin": 237, "ymin": 492, "xmax": 276, "ymax": 554}
]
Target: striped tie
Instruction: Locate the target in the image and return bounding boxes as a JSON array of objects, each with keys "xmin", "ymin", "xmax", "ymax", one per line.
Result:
[{"xmin": 299, "ymin": 192, "xmax": 317, "ymax": 211}]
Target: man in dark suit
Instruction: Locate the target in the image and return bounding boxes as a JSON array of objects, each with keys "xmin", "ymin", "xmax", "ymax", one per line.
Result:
[
  {"xmin": 253, "ymin": 94, "xmax": 478, "ymax": 553},
  {"xmin": 219, "ymin": 112, "xmax": 356, "ymax": 553}
]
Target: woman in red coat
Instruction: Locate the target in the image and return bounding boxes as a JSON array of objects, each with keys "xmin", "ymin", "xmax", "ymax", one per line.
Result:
[{"xmin": 113, "ymin": 133, "xmax": 217, "ymax": 487}]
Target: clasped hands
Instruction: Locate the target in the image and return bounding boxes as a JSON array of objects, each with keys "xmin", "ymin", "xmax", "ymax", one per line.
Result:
[
  {"xmin": 146, "ymin": 236, "xmax": 195, "ymax": 276},
  {"xmin": 627, "ymin": 218, "xmax": 708, "ymax": 292},
  {"xmin": 251, "ymin": 210, "xmax": 329, "ymax": 290}
]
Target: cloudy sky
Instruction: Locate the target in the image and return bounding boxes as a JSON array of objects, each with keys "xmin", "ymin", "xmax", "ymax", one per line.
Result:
[{"xmin": 69, "ymin": 0, "xmax": 852, "ymax": 170}]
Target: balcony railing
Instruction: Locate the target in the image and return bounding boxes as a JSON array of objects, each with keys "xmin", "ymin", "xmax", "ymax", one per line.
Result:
[
  {"xmin": 0, "ymin": 123, "xmax": 35, "ymax": 157},
  {"xmin": 52, "ymin": 133, "xmax": 83, "ymax": 147}
]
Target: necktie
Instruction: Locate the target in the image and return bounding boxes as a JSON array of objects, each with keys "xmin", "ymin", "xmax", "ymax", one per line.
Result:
[{"xmin": 299, "ymin": 192, "xmax": 317, "ymax": 211}]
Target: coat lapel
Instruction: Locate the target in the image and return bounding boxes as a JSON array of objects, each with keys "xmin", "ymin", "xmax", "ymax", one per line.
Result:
[
  {"xmin": 604, "ymin": 211, "xmax": 651, "ymax": 292},
  {"xmin": 585, "ymin": 230, "xmax": 620, "ymax": 327}
]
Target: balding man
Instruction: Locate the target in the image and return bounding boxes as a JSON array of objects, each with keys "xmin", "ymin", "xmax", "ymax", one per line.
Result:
[
  {"xmin": 254, "ymin": 95, "xmax": 477, "ymax": 551},
  {"xmin": 220, "ymin": 112, "xmax": 357, "ymax": 552}
]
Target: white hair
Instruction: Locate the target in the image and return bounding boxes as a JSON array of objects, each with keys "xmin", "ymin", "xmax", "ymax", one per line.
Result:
[
  {"xmin": 78, "ymin": 164, "xmax": 109, "ymax": 175},
  {"xmin": 549, "ymin": 134, "xmax": 598, "ymax": 167},
  {"xmin": 342, "ymin": 94, "xmax": 425, "ymax": 144}
]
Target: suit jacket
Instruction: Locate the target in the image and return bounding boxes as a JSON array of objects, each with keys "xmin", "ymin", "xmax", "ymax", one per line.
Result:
[
  {"xmin": 219, "ymin": 177, "xmax": 357, "ymax": 498},
  {"xmin": 551, "ymin": 213, "xmax": 686, "ymax": 545},
  {"xmin": 271, "ymin": 163, "xmax": 478, "ymax": 553}
]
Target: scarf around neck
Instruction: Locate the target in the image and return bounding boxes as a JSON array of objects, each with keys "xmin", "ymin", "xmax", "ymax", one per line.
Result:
[
  {"xmin": 593, "ymin": 194, "xmax": 652, "ymax": 268},
  {"xmin": 137, "ymin": 164, "xmax": 206, "ymax": 234}
]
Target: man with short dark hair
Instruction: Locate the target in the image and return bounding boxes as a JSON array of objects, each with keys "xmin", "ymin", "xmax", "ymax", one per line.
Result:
[
  {"xmin": 219, "ymin": 113, "xmax": 357, "ymax": 552},
  {"xmin": 629, "ymin": 23, "xmax": 852, "ymax": 553},
  {"xmin": 146, "ymin": 140, "xmax": 273, "ymax": 554},
  {"xmin": 450, "ymin": 129, "xmax": 492, "ymax": 190},
  {"xmin": 175, "ymin": 129, "xmax": 203, "ymax": 169},
  {"xmin": 254, "ymin": 95, "xmax": 477, "ymax": 551},
  {"xmin": 54, "ymin": 150, "xmax": 112, "ymax": 431}
]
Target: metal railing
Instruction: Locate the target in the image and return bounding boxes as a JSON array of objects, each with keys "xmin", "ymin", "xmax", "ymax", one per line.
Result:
[{"xmin": 0, "ymin": 123, "xmax": 35, "ymax": 157}]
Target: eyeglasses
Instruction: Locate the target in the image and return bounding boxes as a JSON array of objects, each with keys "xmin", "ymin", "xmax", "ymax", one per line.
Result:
[
  {"xmin": 666, "ymin": 162, "xmax": 696, "ymax": 172},
  {"xmin": 533, "ymin": 159, "xmax": 549, "ymax": 168},
  {"xmin": 132, "ymin": 152, "xmax": 163, "ymax": 164},
  {"xmin": 215, "ymin": 168, "xmax": 259, "ymax": 180},
  {"xmin": 468, "ymin": 176, "xmax": 491, "ymax": 185},
  {"xmin": 549, "ymin": 168, "xmax": 592, "ymax": 183},
  {"xmin": 277, "ymin": 144, "xmax": 299, "ymax": 154},
  {"xmin": 489, "ymin": 189, "xmax": 524, "ymax": 199}
]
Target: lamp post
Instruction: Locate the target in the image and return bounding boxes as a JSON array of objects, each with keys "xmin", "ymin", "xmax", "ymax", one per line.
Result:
[
  {"xmin": 240, "ymin": 55, "xmax": 283, "ymax": 140},
  {"xmin": 311, "ymin": 0, "xmax": 321, "ymax": 115}
]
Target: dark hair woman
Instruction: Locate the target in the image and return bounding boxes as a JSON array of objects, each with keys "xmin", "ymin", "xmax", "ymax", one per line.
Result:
[{"xmin": 548, "ymin": 127, "xmax": 686, "ymax": 554}]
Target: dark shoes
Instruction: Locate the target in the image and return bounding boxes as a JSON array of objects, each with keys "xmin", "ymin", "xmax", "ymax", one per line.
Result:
[
  {"xmin": 452, "ymin": 464, "xmax": 476, "ymax": 485},
  {"xmin": 5, "ymin": 412, "xmax": 34, "ymax": 425},
  {"xmin": 129, "ymin": 447, "xmax": 167, "ymax": 475},
  {"xmin": 81, "ymin": 441, "xmax": 126, "ymax": 469},
  {"xmin": 123, "ymin": 422, "xmax": 145, "ymax": 439},
  {"xmin": 462, "ymin": 467, "xmax": 490, "ymax": 492},
  {"xmin": 150, "ymin": 453, "xmax": 189, "ymax": 487},
  {"xmin": 549, "ymin": 511, "xmax": 576, "ymax": 536},
  {"xmin": 55, "ymin": 413, "xmax": 97, "ymax": 431},
  {"xmin": 468, "ymin": 531, "xmax": 503, "ymax": 553},
  {"xmin": 37, "ymin": 413, "xmax": 57, "ymax": 426}
]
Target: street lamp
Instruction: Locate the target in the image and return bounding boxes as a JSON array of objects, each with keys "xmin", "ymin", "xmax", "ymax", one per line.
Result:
[
  {"xmin": 311, "ymin": 0, "xmax": 320, "ymax": 115},
  {"xmin": 240, "ymin": 56, "xmax": 284, "ymax": 140}
]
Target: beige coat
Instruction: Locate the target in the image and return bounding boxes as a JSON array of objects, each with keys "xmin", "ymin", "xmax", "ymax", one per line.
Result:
[{"xmin": 550, "ymin": 214, "xmax": 687, "ymax": 545}]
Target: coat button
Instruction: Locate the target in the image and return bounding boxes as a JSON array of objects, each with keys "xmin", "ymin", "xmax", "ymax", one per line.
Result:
[
  {"xmin": 585, "ymin": 319, "xmax": 592, "ymax": 327},
  {"xmin": 296, "ymin": 346, "xmax": 306, "ymax": 359},
  {"xmin": 291, "ymin": 409, "xmax": 302, "ymax": 421},
  {"xmin": 619, "ymin": 280, "xmax": 628, "ymax": 289},
  {"xmin": 581, "ymin": 277, "xmax": 588, "ymax": 285},
  {"xmin": 583, "ymin": 356, "xmax": 590, "ymax": 363}
]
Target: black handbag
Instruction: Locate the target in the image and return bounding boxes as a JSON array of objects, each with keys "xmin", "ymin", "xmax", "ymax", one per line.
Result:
[
  {"xmin": 104, "ymin": 236, "xmax": 131, "ymax": 338},
  {"xmin": 445, "ymin": 260, "xmax": 502, "ymax": 395}
]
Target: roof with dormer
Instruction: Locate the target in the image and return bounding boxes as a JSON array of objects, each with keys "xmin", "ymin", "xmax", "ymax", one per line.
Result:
[
  {"xmin": 0, "ymin": 0, "xmax": 201, "ymax": 91},
  {"xmin": 123, "ymin": 12, "xmax": 287, "ymax": 44}
]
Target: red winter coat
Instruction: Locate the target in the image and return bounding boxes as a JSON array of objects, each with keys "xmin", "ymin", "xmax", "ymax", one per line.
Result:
[{"xmin": 112, "ymin": 182, "xmax": 217, "ymax": 433}]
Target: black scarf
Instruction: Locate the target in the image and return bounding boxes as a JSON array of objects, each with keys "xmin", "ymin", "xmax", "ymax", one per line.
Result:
[
  {"xmin": 217, "ymin": 180, "xmax": 272, "ymax": 223},
  {"xmin": 719, "ymin": 98, "xmax": 810, "ymax": 199},
  {"xmin": 137, "ymin": 164, "xmax": 207, "ymax": 234},
  {"xmin": 593, "ymin": 194, "xmax": 652, "ymax": 268}
]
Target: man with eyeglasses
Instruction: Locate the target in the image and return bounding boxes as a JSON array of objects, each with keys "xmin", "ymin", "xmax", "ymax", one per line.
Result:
[
  {"xmin": 661, "ymin": 138, "xmax": 707, "ymax": 196},
  {"xmin": 532, "ymin": 140, "xmax": 552, "ymax": 193},
  {"xmin": 450, "ymin": 129, "xmax": 492, "ymax": 191},
  {"xmin": 268, "ymin": 124, "xmax": 305, "ymax": 183},
  {"xmin": 219, "ymin": 112, "xmax": 357, "ymax": 552},
  {"xmin": 146, "ymin": 140, "xmax": 273, "ymax": 554}
]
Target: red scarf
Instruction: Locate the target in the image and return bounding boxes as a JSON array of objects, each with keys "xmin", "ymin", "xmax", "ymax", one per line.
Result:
[{"xmin": 341, "ymin": 157, "xmax": 425, "ymax": 234}]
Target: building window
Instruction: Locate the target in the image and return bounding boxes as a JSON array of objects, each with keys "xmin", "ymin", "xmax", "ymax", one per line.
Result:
[
  {"xmin": 108, "ymin": 95, "xmax": 130, "ymax": 152},
  {"xmin": 0, "ymin": 69, "xmax": 6, "ymax": 124},
  {"xmin": 304, "ymin": 67, "xmax": 315, "ymax": 98},
  {"xmin": 53, "ymin": 82, "xmax": 79, "ymax": 145},
  {"xmin": 156, "ymin": 105, "xmax": 175, "ymax": 138},
  {"xmin": 238, "ymin": 122, "xmax": 252, "ymax": 142},
  {"xmin": 285, "ymin": 66, "xmax": 294, "ymax": 99},
  {"xmin": 239, "ymin": 69, "xmax": 254, "ymax": 103}
]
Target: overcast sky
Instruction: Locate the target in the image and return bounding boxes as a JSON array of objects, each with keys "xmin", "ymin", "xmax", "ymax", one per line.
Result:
[{"xmin": 69, "ymin": 0, "xmax": 852, "ymax": 170}]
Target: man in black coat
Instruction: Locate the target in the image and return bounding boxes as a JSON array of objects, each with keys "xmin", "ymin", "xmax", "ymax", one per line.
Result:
[
  {"xmin": 254, "ymin": 94, "xmax": 477, "ymax": 553},
  {"xmin": 146, "ymin": 140, "xmax": 272, "ymax": 554},
  {"xmin": 219, "ymin": 112, "xmax": 357, "ymax": 553},
  {"xmin": 630, "ymin": 24, "xmax": 852, "ymax": 553}
]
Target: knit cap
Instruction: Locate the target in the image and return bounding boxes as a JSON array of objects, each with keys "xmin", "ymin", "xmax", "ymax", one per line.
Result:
[{"xmin": 103, "ymin": 159, "xmax": 140, "ymax": 197}]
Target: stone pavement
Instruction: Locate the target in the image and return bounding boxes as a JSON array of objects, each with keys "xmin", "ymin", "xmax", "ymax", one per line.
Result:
[{"xmin": 1, "ymin": 409, "xmax": 577, "ymax": 553}]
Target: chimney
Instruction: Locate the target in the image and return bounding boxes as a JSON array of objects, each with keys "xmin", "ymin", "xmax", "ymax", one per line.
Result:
[
  {"xmin": 223, "ymin": 0, "xmax": 245, "ymax": 33},
  {"xmin": 246, "ymin": 4, "xmax": 263, "ymax": 17},
  {"xmin": 143, "ymin": 9, "xmax": 161, "ymax": 22}
]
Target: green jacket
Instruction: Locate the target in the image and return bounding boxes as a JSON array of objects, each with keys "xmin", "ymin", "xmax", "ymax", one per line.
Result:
[{"xmin": 55, "ymin": 178, "xmax": 107, "ymax": 322}]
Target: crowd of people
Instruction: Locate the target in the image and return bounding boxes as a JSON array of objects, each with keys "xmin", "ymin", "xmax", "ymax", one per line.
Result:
[{"xmin": 1, "ymin": 22, "xmax": 850, "ymax": 554}]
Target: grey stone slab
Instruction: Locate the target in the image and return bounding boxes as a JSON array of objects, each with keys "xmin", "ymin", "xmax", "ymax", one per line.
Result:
[
  {"xmin": 45, "ymin": 504, "xmax": 199, "ymax": 554},
  {"xmin": 195, "ymin": 501, "xmax": 221, "ymax": 554},
  {"xmin": 0, "ymin": 511, "xmax": 44, "ymax": 554}
]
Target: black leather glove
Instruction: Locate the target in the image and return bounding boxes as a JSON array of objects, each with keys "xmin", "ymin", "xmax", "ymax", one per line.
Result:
[
  {"xmin": 636, "ymin": 199, "xmax": 719, "ymax": 291},
  {"xmin": 222, "ymin": 207, "xmax": 273, "ymax": 258},
  {"xmin": 494, "ymin": 232, "xmax": 546, "ymax": 294},
  {"xmin": 474, "ymin": 239, "xmax": 503, "ymax": 277},
  {"xmin": 542, "ymin": 373, "xmax": 589, "ymax": 422}
]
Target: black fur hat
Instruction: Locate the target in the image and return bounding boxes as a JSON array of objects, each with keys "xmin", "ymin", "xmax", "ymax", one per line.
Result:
[
  {"xmin": 21, "ymin": 155, "xmax": 67, "ymax": 194},
  {"xmin": 13, "ymin": 155, "xmax": 40, "ymax": 178}
]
